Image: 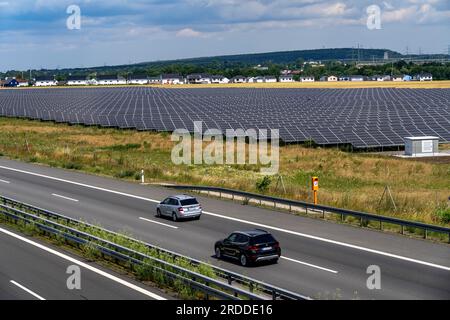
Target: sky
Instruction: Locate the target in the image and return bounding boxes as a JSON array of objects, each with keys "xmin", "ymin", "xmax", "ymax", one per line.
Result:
[{"xmin": 0, "ymin": 0, "xmax": 449, "ymax": 71}]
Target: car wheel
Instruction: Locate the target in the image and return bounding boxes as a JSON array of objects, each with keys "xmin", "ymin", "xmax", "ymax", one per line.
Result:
[
  {"xmin": 239, "ymin": 254, "xmax": 248, "ymax": 267},
  {"xmin": 156, "ymin": 209, "xmax": 161, "ymax": 217},
  {"xmin": 172, "ymin": 213, "xmax": 178, "ymax": 222},
  {"xmin": 215, "ymin": 247, "xmax": 222, "ymax": 259},
  {"xmin": 273, "ymin": 258, "xmax": 279, "ymax": 264}
]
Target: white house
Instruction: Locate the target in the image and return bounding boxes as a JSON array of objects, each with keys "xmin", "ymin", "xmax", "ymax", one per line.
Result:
[
  {"xmin": 17, "ymin": 80, "xmax": 29, "ymax": 87},
  {"xmin": 211, "ymin": 75, "xmax": 230, "ymax": 84},
  {"xmin": 350, "ymin": 75, "xmax": 365, "ymax": 82},
  {"xmin": 161, "ymin": 74, "xmax": 184, "ymax": 85},
  {"xmin": 97, "ymin": 75, "xmax": 127, "ymax": 85},
  {"xmin": 67, "ymin": 76, "xmax": 88, "ymax": 86},
  {"xmin": 34, "ymin": 77, "xmax": 58, "ymax": 86},
  {"xmin": 128, "ymin": 75, "xmax": 149, "ymax": 85},
  {"xmin": 187, "ymin": 73, "xmax": 211, "ymax": 84},
  {"xmin": 300, "ymin": 76, "xmax": 315, "ymax": 82},
  {"xmin": 148, "ymin": 77, "xmax": 161, "ymax": 84},
  {"xmin": 371, "ymin": 75, "xmax": 384, "ymax": 82},
  {"xmin": 231, "ymin": 76, "xmax": 246, "ymax": 83},
  {"xmin": 264, "ymin": 76, "xmax": 277, "ymax": 83},
  {"xmin": 392, "ymin": 75, "xmax": 404, "ymax": 82},
  {"xmin": 279, "ymin": 75, "xmax": 294, "ymax": 82},
  {"xmin": 415, "ymin": 73, "xmax": 433, "ymax": 81}
]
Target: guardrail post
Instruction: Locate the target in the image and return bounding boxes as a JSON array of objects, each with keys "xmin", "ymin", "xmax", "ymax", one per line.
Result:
[
  {"xmin": 341, "ymin": 213, "xmax": 344, "ymax": 221},
  {"xmin": 380, "ymin": 221, "xmax": 383, "ymax": 230},
  {"xmin": 272, "ymin": 290, "xmax": 277, "ymax": 300},
  {"xmin": 360, "ymin": 217, "xmax": 363, "ymax": 227},
  {"xmin": 424, "ymin": 229, "xmax": 427, "ymax": 239},
  {"xmin": 322, "ymin": 210, "xmax": 325, "ymax": 219},
  {"xmin": 401, "ymin": 225, "xmax": 404, "ymax": 235},
  {"xmin": 249, "ymin": 283, "xmax": 254, "ymax": 293}
]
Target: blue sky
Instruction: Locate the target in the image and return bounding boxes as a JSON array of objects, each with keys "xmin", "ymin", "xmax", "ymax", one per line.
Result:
[{"xmin": 0, "ymin": 0, "xmax": 449, "ymax": 71}]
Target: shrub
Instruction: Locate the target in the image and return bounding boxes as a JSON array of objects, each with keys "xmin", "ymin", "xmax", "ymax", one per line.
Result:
[
  {"xmin": 435, "ymin": 206, "xmax": 450, "ymax": 224},
  {"xmin": 256, "ymin": 176, "xmax": 272, "ymax": 193}
]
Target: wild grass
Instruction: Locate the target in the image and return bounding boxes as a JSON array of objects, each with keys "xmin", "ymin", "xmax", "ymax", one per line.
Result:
[{"xmin": 0, "ymin": 117, "xmax": 449, "ymax": 226}]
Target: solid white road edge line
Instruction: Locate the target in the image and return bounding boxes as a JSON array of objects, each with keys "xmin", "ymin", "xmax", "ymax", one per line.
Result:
[
  {"xmin": 139, "ymin": 217, "xmax": 178, "ymax": 229},
  {"xmin": 280, "ymin": 257, "xmax": 338, "ymax": 274},
  {"xmin": 0, "ymin": 227, "xmax": 166, "ymax": 300},
  {"xmin": 52, "ymin": 193, "xmax": 79, "ymax": 202},
  {"xmin": 0, "ymin": 179, "xmax": 10, "ymax": 184},
  {"xmin": 10, "ymin": 280, "xmax": 46, "ymax": 300},
  {"xmin": 1, "ymin": 164, "xmax": 449, "ymax": 272}
]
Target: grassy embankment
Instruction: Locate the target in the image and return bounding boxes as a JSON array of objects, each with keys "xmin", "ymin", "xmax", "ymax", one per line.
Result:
[{"xmin": 0, "ymin": 118, "xmax": 449, "ymax": 226}]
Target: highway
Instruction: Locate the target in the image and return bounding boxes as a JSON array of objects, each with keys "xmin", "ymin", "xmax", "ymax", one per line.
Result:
[
  {"xmin": 0, "ymin": 226, "xmax": 168, "ymax": 300},
  {"xmin": 0, "ymin": 158, "xmax": 449, "ymax": 300}
]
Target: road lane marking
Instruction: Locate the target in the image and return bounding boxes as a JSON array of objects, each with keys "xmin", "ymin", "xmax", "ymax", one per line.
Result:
[
  {"xmin": 52, "ymin": 193, "xmax": 79, "ymax": 202},
  {"xmin": 1, "ymin": 164, "xmax": 449, "ymax": 272},
  {"xmin": 0, "ymin": 227, "xmax": 166, "ymax": 300},
  {"xmin": 139, "ymin": 217, "xmax": 178, "ymax": 229},
  {"xmin": 10, "ymin": 280, "xmax": 45, "ymax": 300},
  {"xmin": 0, "ymin": 179, "xmax": 10, "ymax": 184},
  {"xmin": 281, "ymin": 256, "xmax": 338, "ymax": 274}
]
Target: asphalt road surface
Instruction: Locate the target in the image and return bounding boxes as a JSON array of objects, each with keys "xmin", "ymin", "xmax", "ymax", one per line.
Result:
[
  {"xmin": 0, "ymin": 158, "xmax": 449, "ymax": 300},
  {"xmin": 0, "ymin": 226, "xmax": 168, "ymax": 300}
]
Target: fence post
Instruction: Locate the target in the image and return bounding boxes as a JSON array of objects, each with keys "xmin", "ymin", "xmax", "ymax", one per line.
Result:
[
  {"xmin": 401, "ymin": 225, "xmax": 404, "ymax": 235},
  {"xmin": 380, "ymin": 221, "xmax": 383, "ymax": 230},
  {"xmin": 424, "ymin": 229, "xmax": 427, "ymax": 239}
]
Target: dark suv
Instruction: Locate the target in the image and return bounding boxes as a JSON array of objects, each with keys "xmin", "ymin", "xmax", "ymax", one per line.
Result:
[{"xmin": 214, "ymin": 229, "xmax": 281, "ymax": 266}]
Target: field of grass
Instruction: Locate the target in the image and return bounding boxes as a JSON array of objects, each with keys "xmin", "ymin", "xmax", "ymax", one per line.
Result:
[
  {"xmin": 0, "ymin": 117, "xmax": 449, "ymax": 226},
  {"xmin": 2, "ymin": 80, "xmax": 450, "ymax": 90}
]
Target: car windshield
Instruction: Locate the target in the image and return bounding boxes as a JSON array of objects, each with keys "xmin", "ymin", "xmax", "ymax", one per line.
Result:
[
  {"xmin": 180, "ymin": 198, "xmax": 199, "ymax": 206},
  {"xmin": 250, "ymin": 234, "xmax": 276, "ymax": 245}
]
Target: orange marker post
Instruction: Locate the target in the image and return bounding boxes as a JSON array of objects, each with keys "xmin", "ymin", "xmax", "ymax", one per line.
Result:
[{"xmin": 312, "ymin": 177, "xmax": 319, "ymax": 205}]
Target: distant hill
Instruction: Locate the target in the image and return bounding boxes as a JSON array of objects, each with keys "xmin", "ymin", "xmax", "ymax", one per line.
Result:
[
  {"xmin": 3, "ymin": 48, "xmax": 449, "ymax": 78},
  {"xmin": 31, "ymin": 48, "xmax": 404, "ymax": 75}
]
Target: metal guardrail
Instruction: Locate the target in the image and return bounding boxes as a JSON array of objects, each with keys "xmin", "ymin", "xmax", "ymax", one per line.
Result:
[
  {"xmin": 0, "ymin": 195, "xmax": 310, "ymax": 300},
  {"xmin": 162, "ymin": 185, "xmax": 450, "ymax": 243}
]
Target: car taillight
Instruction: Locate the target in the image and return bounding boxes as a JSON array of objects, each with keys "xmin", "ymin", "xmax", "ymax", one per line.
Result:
[
  {"xmin": 178, "ymin": 207, "xmax": 184, "ymax": 214},
  {"xmin": 246, "ymin": 245, "xmax": 259, "ymax": 251},
  {"xmin": 273, "ymin": 242, "xmax": 280, "ymax": 248}
]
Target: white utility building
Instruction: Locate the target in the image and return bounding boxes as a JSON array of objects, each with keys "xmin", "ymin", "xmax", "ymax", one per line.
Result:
[{"xmin": 404, "ymin": 136, "xmax": 439, "ymax": 157}]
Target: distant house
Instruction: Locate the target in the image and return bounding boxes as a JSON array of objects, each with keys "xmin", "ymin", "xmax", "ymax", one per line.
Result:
[
  {"xmin": 187, "ymin": 73, "xmax": 211, "ymax": 84},
  {"xmin": 17, "ymin": 79, "xmax": 29, "ymax": 87},
  {"xmin": 392, "ymin": 75, "xmax": 404, "ymax": 82},
  {"xmin": 97, "ymin": 75, "xmax": 127, "ymax": 85},
  {"xmin": 34, "ymin": 77, "xmax": 58, "ymax": 86},
  {"xmin": 231, "ymin": 76, "xmax": 246, "ymax": 83},
  {"xmin": 148, "ymin": 77, "xmax": 161, "ymax": 84},
  {"xmin": 350, "ymin": 75, "xmax": 365, "ymax": 82},
  {"xmin": 264, "ymin": 76, "xmax": 277, "ymax": 83},
  {"xmin": 279, "ymin": 74, "xmax": 294, "ymax": 83},
  {"xmin": 128, "ymin": 74, "xmax": 149, "ymax": 85},
  {"xmin": 415, "ymin": 73, "xmax": 433, "ymax": 81},
  {"xmin": 321, "ymin": 75, "xmax": 338, "ymax": 82},
  {"xmin": 339, "ymin": 76, "xmax": 350, "ymax": 82},
  {"xmin": 67, "ymin": 76, "xmax": 88, "ymax": 86},
  {"xmin": 403, "ymin": 75, "xmax": 413, "ymax": 81},
  {"xmin": 161, "ymin": 74, "xmax": 184, "ymax": 85},
  {"xmin": 371, "ymin": 75, "xmax": 384, "ymax": 82},
  {"xmin": 211, "ymin": 75, "xmax": 230, "ymax": 84},
  {"xmin": 300, "ymin": 76, "xmax": 315, "ymax": 82},
  {"xmin": 382, "ymin": 75, "xmax": 391, "ymax": 81},
  {"xmin": 2, "ymin": 78, "xmax": 19, "ymax": 87}
]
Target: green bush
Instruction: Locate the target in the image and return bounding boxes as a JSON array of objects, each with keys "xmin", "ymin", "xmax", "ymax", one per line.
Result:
[
  {"xmin": 256, "ymin": 176, "xmax": 271, "ymax": 193},
  {"xmin": 435, "ymin": 206, "xmax": 450, "ymax": 224}
]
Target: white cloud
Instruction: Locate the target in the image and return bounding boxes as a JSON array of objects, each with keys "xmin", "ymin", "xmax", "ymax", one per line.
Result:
[{"xmin": 176, "ymin": 28, "xmax": 204, "ymax": 37}]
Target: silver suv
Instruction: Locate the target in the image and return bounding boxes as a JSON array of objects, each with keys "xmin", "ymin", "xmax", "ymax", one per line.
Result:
[{"xmin": 156, "ymin": 195, "xmax": 202, "ymax": 221}]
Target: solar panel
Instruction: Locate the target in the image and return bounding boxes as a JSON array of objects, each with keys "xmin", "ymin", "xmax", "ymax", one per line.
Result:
[{"xmin": 0, "ymin": 87, "xmax": 449, "ymax": 149}]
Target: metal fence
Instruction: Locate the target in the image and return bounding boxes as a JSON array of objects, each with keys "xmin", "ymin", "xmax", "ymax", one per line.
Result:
[
  {"xmin": 162, "ymin": 185, "xmax": 450, "ymax": 243},
  {"xmin": 0, "ymin": 195, "xmax": 310, "ymax": 300}
]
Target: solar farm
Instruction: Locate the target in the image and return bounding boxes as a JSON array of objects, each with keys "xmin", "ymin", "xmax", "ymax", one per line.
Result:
[{"xmin": 0, "ymin": 87, "xmax": 449, "ymax": 148}]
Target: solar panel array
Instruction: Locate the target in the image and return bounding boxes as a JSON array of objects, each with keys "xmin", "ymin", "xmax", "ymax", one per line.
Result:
[{"xmin": 0, "ymin": 87, "xmax": 449, "ymax": 148}]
